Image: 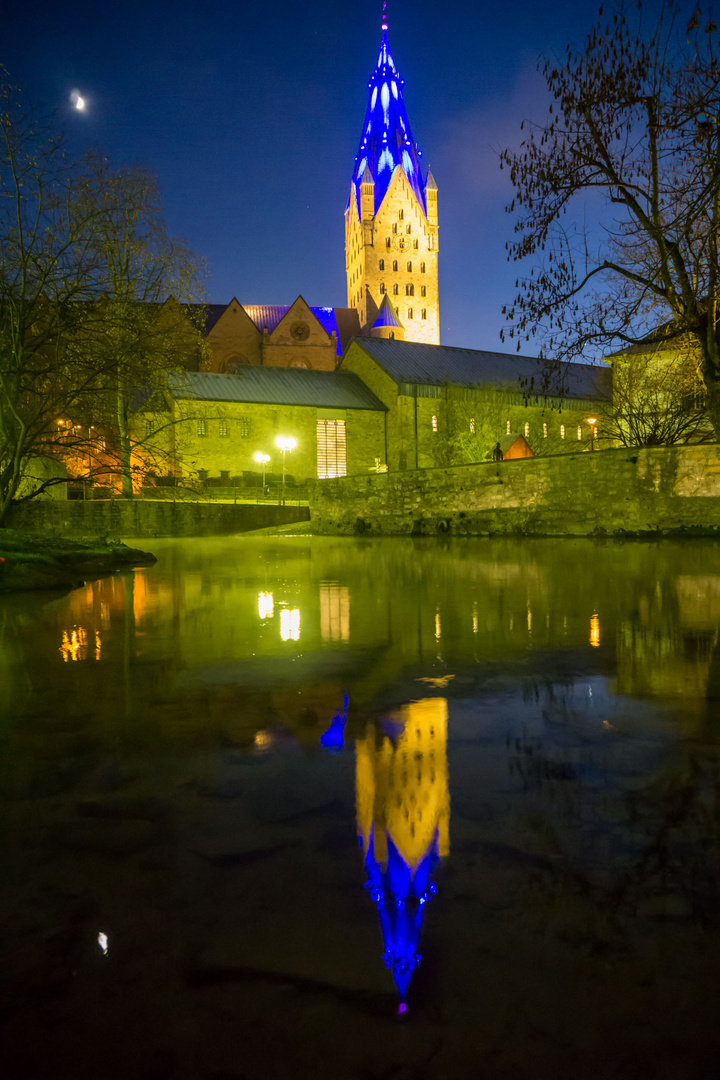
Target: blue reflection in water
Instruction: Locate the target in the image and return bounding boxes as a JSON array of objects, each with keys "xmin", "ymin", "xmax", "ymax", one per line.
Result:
[
  {"xmin": 319, "ymin": 693, "xmax": 349, "ymax": 751},
  {"xmin": 355, "ymin": 699, "xmax": 450, "ymax": 1010}
]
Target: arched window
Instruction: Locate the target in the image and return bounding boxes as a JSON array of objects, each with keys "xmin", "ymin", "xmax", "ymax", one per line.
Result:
[
  {"xmin": 407, "ymin": 261, "xmax": 412, "ymax": 272},
  {"xmin": 421, "ymin": 308, "xmax": 427, "ymax": 319},
  {"xmin": 421, "ymin": 261, "xmax": 426, "ymax": 273},
  {"xmin": 392, "ymin": 223, "xmax": 398, "ymax": 234},
  {"xmin": 406, "ymin": 284, "xmax": 414, "ymax": 296},
  {"xmin": 420, "ymin": 285, "xmax": 426, "ymax": 297},
  {"xmin": 413, "ymin": 239, "xmax": 419, "ymax": 249},
  {"xmin": 386, "ymin": 238, "xmax": 391, "ymax": 248},
  {"xmin": 380, "ymin": 282, "xmax": 386, "ymax": 294},
  {"xmin": 392, "ymin": 260, "xmax": 398, "ymax": 271},
  {"xmin": 406, "ymin": 224, "xmax": 411, "ymax": 234},
  {"xmin": 393, "ymin": 284, "xmax": 399, "ymax": 295},
  {"xmin": 389, "ymin": 331, "xmax": 395, "ymax": 339},
  {"xmin": 407, "ymin": 307, "xmax": 413, "ymax": 319},
  {"xmin": 379, "ymin": 258, "xmax": 384, "ymax": 270},
  {"xmin": 398, "ymin": 209, "xmax": 404, "ymax": 220}
]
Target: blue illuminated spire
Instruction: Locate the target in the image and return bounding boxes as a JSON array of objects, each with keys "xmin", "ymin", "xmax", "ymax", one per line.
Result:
[{"xmin": 351, "ymin": 6, "xmax": 427, "ymax": 216}]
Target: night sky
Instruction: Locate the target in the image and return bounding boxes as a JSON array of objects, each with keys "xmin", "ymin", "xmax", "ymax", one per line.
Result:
[{"xmin": 4, "ymin": 0, "xmax": 619, "ymax": 351}]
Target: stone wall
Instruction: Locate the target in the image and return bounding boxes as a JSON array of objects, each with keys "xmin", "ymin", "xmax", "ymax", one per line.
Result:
[
  {"xmin": 310, "ymin": 444, "xmax": 720, "ymax": 536},
  {"xmin": 6, "ymin": 499, "xmax": 310, "ymax": 540}
]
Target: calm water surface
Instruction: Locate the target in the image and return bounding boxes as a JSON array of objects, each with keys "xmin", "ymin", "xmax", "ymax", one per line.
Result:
[{"xmin": 1, "ymin": 535, "xmax": 719, "ymax": 1079}]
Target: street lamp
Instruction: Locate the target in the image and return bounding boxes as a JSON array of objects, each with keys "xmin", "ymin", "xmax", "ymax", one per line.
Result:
[
  {"xmin": 275, "ymin": 436, "xmax": 296, "ymax": 505},
  {"xmin": 586, "ymin": 416, "xmax": 598, "ymax": 449},
  {"xmin": 254, "ymin": 452, "xmax": 271, "ymax": 497}
]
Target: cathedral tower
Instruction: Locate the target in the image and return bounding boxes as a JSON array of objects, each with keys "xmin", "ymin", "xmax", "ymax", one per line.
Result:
[{"xmin": 345, "ymin": 8, "xmax": 439, "ymax": 345}]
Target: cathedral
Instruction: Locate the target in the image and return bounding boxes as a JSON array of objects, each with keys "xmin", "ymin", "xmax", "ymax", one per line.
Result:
[
  {"xmin": 142, "ymin": 13, "xmax": 608, "ymax": 490},
  {"xmin": 199, "ymin": 11, "xmax": 438, "ymax": 374}
]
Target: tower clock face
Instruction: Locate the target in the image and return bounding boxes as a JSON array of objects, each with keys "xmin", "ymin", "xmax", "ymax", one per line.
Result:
[
  {"xmin": 391, "ymin": 235, "xmax": 407, "ymax": 251},
  {"xmin": 290, "ymin": 321, "xmax": 310, "ymax": 341}
]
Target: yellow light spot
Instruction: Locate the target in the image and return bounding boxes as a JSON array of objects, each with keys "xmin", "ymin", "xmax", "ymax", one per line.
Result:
[
  {"xmin": 258, "ymin": 591, "xmax": 274, "ymax": 620},
  {"xmin": 280, "ymin": 608, "xmax": 300, "ymax": 641},
  {"xmin": 590, "ymin": 614, "xmax": 600, "ymax": 647}
]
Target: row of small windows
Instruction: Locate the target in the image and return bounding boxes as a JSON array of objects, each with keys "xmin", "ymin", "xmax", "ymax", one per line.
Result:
[
  {"xmin": 378, "ymin": 259, "xmax": 427, "ymax": 275},
  {"xmin": 197, "ymin": 418, "xmax": 249, "ymax": 438},
  {"xmin": 379, "ymin": 283, "xmax": 426, "ymax": 297},
  {"xmin": 392, "ymin": 222, "xmax": 412, "ymax": 234},
  {"xmin": 503, "ymin": 420, "xmax": 598, "ymax": 440},
  {"xmin": 428, "ymin": 417, "xmax": 599, "ymax": 439}
]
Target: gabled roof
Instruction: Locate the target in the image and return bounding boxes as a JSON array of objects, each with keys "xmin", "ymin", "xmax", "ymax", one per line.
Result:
[
  {"xmin": 242, "ymin": 304, "xmax": 351, "ymax": 356},
  {"xmin": 344, "ymin": 337, "xmax": 611, "ymax": 401},
  {"xmin": 166, "ymin": 368, "xmax": 387, "ymax": 411},
  {"xmin": 350, "ymin": 24, "xmax": 427, "ymax": 216}
]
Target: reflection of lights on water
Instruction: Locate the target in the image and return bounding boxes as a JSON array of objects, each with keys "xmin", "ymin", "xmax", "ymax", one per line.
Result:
[
  {"xmin": 280, "ymin": 608, "xmax": 300, "ymax": 641},
  {"xmin": 320, "ymin": 582, "xmax": 350, "ymax": 642},
  {"xmin": 98, "ymin": 932, "xmax": 109, "ymax": 956},
  {"xmin": 527, "ymin": 609, "xmax": 532, "ymax": 632},
  {"xmin": 60, "ymin": 626, "xmax": 101, "ymax": 662},
  {"xmin": 472, "ymin": 602, "xmax": 478, "ymax": 634},
  {"xmin": 254, "ymin": 730, "xmax": 272, "ymax": 751},
  {"xmin": 258, "ymin": 591, "xmax": 274, "ymax": 619},
  {"xmin": 434, "ymin": 612, "xmax": 441, "ymax": 640},
  {"xmin": 590, "ymin": 614, "xmax": 600, "ymax": 647}
]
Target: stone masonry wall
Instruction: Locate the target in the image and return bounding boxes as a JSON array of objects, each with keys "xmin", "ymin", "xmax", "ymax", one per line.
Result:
[
  {"xmin": 310, "ymin": 444, "xmax": 720, "ymax": 536},
  {"xmin": 6, "ymin": 500, "xmax": 310, "ymax": 540}
]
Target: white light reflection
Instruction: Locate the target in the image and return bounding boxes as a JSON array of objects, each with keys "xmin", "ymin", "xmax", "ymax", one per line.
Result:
[
  {"xmin": 258, "ymin": 591, "xmax": 274, "ymax": 619},
  {"xmin": 280, "ymin": 608, "xmax": 300, "ymax": 641},
  {"xmin": 98, "ymin": 932, "xmax": 109, "ymax": 956}
]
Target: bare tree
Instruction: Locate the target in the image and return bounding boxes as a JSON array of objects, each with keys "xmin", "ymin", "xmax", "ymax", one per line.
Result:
[
  {"xmin": 501, "ymin": 3, "xmax": 720, "ymax": 436},
  {"xmin": 0, "ymin": 74, "xmax": 205, "ymax": 521}
]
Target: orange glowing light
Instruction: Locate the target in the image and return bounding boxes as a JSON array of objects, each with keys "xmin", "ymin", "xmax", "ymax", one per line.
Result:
[{"xmin": 589, "ymin": 614, "xmax": 600, "ymax": 647}]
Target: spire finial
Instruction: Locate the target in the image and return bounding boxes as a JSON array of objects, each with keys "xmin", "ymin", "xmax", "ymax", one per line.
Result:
[{"xmin": 382, "ymin": 1, "xmax": 388, "ymax": 32}]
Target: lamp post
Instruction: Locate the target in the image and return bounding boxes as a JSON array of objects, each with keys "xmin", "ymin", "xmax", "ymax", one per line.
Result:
[
  {"xmin": 586, "ymin": 416, "xmax": 598, "ymax": 449},
  {"xmin": 275, "ymin": 436, "xmax": 296, "ymax": 505},
  {"xmin": 254, "ymin": 452, "xmax": 271, "ymax": 499}
]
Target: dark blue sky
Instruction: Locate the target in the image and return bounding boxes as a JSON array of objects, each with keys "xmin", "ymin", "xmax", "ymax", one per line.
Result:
[{"xmin": 4, "ymin": 0, "xmax": 621, "ymax": 350}]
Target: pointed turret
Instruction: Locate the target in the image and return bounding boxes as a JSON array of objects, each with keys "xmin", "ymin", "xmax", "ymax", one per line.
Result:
[
  {"xmin": 370, "ymin": 294, "xmax": 405, "ymax": 340},
  {"xmin": 350, "ymin": 14, "xmax": 427, "ymax": 217}
]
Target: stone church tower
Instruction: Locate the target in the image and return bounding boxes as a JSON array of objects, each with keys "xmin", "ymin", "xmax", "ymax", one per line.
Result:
[{"xmin": 345, "ymin": 10, "xmax": 439, "ymax": 345}]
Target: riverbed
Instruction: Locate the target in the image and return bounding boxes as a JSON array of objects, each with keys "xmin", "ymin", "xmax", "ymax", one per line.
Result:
[{"xmin": 1, "ymin": 535, "xmax": 718, "ymax": 1078}]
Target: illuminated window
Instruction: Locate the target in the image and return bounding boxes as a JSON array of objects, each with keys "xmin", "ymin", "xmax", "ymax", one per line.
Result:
[
  {"xmin": 407, "ymin": 307, "xmax": 413, "ymax": 319},
  {"xmin": 393, "ymin": 259, "xmax": 398, "ymax": 271},
  {"xmin": 543, "ymin": 422, "xmax": 547, "ymax": 437},
  {"xmin": 560, "ymin": 424, "xmax": 565, "ymax": 439},
  {"xmin": 431, "ymin": 415, "xmax": 438, "ymax": 432},
  {"xmin": 506, "ymin": 420, "xmax": 511, "ymax": 434},
  {"xmin": 317, "ymin": 419, "xmax": 347, "ymax": 478},
  {"xmin": 421, "ymin": 309, "xmax": 427, "ymax": 319},
  {"xmin": 393, "ymin": 284, "xmax": 399, "ymax": 295},
  {"xmin": 240, "ymin": 418, "xmax": 250, "ymax": 438},
  {"xmin": 470, "ymin": 417, "xmax": 475, "ymax": 433},
  {"xmin": 379, "ymin": 258, "xmax": 385, "ymax": 270},
  {"xmin": 197, "ymin": 419, "xmax": 207, "ymax": 437},
  {"xmin": 421, "ymin": 261, "xmax": 426, "ymax": 272},
  {"xmin": 406, "ymin": 283, "xmax": 414, "ymax": 296},
  {"xmin": 577, "ymin": 426, "xmax": 582, "ymax": 440},
  {"xmin": 219, "ymin": 419, "xmax": 229, "ymax": 437},
  {"xmin": 524, "ymin": 421, "xmax": 529, "ymax": 438},
  {"xmin": 407, "ymin": 260, "xmax": 412, "ymax": 272}
]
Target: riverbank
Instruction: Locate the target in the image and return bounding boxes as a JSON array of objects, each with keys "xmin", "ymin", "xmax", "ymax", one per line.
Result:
[{"xmin": 0, "ymin": 529, "xmax": 156, "ymax": 593}]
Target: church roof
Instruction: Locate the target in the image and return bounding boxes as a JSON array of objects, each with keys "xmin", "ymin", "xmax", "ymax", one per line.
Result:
[
  {"xmin": 166, "ymin": 368, "xmax": 387, "ymax": 411},
  {"xmin": 372, "ymin": 295, "xmax": 403, "ymax": 328},
  {"xmin": 350, "ymin": 24, "xmax": 427, "ymax": 216},
  {"xmin": 344, "ymin": 338, "xmax": 611, "ymax": 402},
  {"xmin": 186, "ymin": 303, "xmax": 361, "ymax": 356}
]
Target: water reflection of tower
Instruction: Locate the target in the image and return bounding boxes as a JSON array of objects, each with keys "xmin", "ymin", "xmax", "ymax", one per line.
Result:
[{"xmin": 356, "ymin": 698, "xmax": 450, "ymax": 1011}]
